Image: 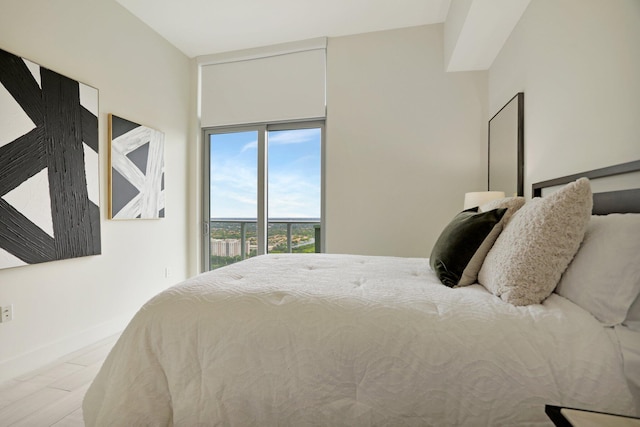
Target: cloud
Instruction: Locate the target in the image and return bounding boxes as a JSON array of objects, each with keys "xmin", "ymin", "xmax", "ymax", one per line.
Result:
[
  {"xmin": 268, "ymin": 129, "xmax": 319, "ymax": 146},
  {"xmin": 210, "ymin": 160, "xmax": 257, "ymax": 217},
  {"xmin": 211, "ymin": 165, "xmax": 320, "ymax": 218},
  {"xmin": 240, "ymin": 140, "xmax": 258, "ymax": 153},
  {"xmin": 268, "ymin": 172, "xmax": 320, "ymax": 218}
]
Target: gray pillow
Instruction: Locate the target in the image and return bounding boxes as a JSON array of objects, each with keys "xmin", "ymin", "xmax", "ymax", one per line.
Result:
[
  {"xmin": 478, "ymin": 178, "xmax": 592, "ymax": 306},
  {"xmin": 430, "ymin": 207, "xmax": 507, "ymax": 288}
]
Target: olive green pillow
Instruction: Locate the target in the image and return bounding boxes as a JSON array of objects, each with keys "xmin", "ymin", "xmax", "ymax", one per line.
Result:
[{"xmin": 430, "ymin": 207, "xmax": 507, "ymax": 287}]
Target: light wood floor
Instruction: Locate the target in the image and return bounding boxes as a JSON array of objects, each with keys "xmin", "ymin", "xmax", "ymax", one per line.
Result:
[{"xmin": 0, "ymin": 333, "xmax": 120, "ymax": 427}]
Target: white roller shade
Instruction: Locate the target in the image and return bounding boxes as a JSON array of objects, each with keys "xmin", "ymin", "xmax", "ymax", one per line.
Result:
[{"xmin": 200, "ymin": 44, "xmax": 326, "ymax": 127}]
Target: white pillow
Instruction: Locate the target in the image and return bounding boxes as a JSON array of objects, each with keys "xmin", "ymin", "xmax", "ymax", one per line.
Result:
[
  {"xmin": 627, "ymin": 295, "xmax": 640, "ymax": 325},
  {"xmin": 478, "ymin": 178, "xmax": 592, "ymax": 306},
  {"xmin": 556, "ymin": 214, "xmax": 640, "ymax": 326},
  {"xmin": 457, "ymin": 197, "xmax": 525, "ymax": 287}
]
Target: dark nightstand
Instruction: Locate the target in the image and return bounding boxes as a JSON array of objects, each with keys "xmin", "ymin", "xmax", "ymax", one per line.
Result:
[{"xmin": 546, "ymin": 405, "xmax": 640, "ymax": 427}]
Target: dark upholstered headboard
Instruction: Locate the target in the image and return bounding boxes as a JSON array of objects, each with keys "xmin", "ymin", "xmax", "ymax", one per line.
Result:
[{"xmin": 532, "ymin": 160, "xmax": 640, "ymax": 214}]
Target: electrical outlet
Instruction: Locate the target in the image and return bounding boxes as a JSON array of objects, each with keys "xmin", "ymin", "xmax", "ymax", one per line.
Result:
[{"xmin": 1, "ymin": 305, "xmax": 13, "ymax": 323}]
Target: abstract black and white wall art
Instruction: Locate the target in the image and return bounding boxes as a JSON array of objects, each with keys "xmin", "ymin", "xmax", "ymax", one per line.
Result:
[
  {"xmin": 109, "ymin": 115, "xmax": 165, "ymax": 219},
  {"xmin": 0, "ymin": 48, "xmax": 101, "ymax": 271}
]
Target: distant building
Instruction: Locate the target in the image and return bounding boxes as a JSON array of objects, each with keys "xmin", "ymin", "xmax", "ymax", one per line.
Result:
[{"xmin": 210, "ymin": 239, "xmax": 251, "ymax": 257}]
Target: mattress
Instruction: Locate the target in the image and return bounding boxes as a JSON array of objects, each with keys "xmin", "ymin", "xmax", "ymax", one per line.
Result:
[{"xmin": 83, "ymin": 254, "xmax": 636, "ymax": 426}]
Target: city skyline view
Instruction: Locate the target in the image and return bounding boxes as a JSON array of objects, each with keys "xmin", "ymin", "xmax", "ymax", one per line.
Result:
[{"xmin": 209, "ymin": 128, "xmax": 321, "ymax": 219}]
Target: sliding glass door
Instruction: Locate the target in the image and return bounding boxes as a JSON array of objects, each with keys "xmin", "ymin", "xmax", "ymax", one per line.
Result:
[
  {"xmin": 203, "ymin": 121, "xmax": 323, "ymax": 271},
  {"xmin": 207, "ymin": 128, "xmax": 260, "ymax": 269}
]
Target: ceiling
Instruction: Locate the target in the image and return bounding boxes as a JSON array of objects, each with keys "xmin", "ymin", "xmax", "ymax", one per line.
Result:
[{"xmin": 114, "ymin": 0, "xmax": 452, "ymax": 58}]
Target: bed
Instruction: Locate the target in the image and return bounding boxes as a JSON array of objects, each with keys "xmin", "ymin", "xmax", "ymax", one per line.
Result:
[{"xmin": 83, "ymin": 161, "xmax": 640, "ymax": 426}]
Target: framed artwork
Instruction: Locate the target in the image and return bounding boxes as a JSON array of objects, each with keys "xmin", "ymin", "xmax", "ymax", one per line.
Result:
[
  {"xmin": 109, "ymin": 114, "xmax": 165, "ymax": 219},
  {"xmin": 0, "ymin": 47, "xmax": 100, "ymax": 270},
  {"xmin": 488, "ymin": 92, "xmax": 524, "ymax": 197}
]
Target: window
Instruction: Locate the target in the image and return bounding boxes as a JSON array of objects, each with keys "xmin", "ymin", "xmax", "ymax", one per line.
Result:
[{"xmin": 203, "ymin": 121, "xmax": 323, "ymax": 271}]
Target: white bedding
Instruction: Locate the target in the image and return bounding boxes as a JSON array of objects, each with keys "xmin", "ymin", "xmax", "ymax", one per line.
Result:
[
  {"xmin": 616, "ymin": 322, "xmax": 640, "ymax": 409},
  {"xmin": 83, "ymin": 254, "xmax": 636, "ymax": 426}
]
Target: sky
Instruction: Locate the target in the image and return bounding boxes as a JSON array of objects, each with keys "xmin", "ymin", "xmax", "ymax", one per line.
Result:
[{"xmin": 210, "ymin": 128, "xmax": 321, "ymax": 219}]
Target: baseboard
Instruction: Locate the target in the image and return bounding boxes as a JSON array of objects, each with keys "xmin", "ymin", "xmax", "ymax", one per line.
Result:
[{"xmin": 0, "ymin": 313, "xmax": 131, "ymax": 383}]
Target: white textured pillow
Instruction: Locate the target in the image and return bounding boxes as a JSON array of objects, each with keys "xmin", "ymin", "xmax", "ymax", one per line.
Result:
[
  {"xmin": 556, "ymin": 214, "xmax": 640, "ymax": 326},
  {"xmin": 458, "ymin": 197, "xmax": 525, "ymax": 287},
  {"xmin": 478, "ymin": 178, "xmax": 592, "ymax": 306}
]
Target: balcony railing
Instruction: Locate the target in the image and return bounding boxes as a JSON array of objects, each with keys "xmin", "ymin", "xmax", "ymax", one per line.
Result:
[{"xmin": 209, "ymin": 218, "xmax": 321, "ymax": 263}]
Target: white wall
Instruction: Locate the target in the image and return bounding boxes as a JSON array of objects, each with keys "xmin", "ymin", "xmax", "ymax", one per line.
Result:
[
  {"xmin": 489, "ymin": 0, "xmax": 640, "ymax": 197},
  {"xmin": 0, "ymin": 0, "xmax": 193, "ymax": 381},
  {"xmin": 444, "ymin": 0, "xmax": 474, "ymax": 69},
  {"xmin": 325, "ymin": 25, "xmax": 488, "ymax": 257}
]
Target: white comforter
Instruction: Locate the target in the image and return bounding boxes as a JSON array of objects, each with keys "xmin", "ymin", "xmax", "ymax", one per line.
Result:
[{"xmin": 83, "ymin": 254, "xmax": 636, "ymax": 426}]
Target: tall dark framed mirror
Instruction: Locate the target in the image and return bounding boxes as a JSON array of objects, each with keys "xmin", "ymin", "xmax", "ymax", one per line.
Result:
[{"xmin": 488, "ymin": 92, "xmax": 524, "ymax": 197}]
